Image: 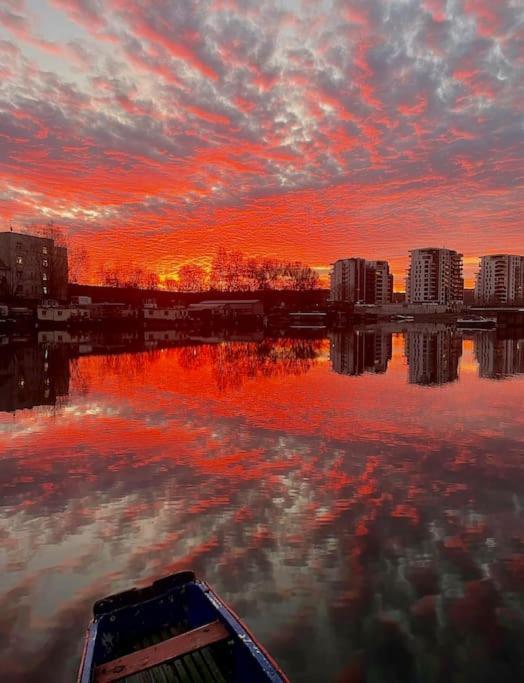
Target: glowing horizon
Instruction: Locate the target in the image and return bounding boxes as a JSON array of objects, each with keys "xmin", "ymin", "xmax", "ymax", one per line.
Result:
[{"xmin": 1, "ymin": 1, "xmax": 522, "ymax": 289}]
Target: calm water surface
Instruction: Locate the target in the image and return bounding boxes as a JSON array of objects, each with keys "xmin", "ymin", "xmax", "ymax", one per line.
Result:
[{"xmin": 0, "ymin": 327, "xmax": 523, "ymax": 682}]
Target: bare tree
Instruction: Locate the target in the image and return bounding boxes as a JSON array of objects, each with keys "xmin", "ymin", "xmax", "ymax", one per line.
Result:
[
  {"xmin": 208, "ymin": 249, "xmax": 319, "ymax": 292},
  {"xmin": 69, "ymin": 246, "xmax": 89, "ymax": 284},
  {"xmin": 177, "ymin": 263, "xmax": 208, "ymax": 291}
]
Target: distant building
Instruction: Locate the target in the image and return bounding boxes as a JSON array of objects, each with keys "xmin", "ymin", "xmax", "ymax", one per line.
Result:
[
  {"xmin": 331, "ymin": 258, "xmax": 393, "ymax": 304},
  {"xmin": 406, "ymin": 248, "xmax": 463, "ymax": 307},
  {"xmin": 404, "ymin": 326, "xmax": 462, "ymax": 385},
  {"xmin": 188, "ymin": 299, "xmax": 264, "ymax": 319},
  {"xmin": 474, "ymin": 254, "xmax": 524, "ymax": 305},
  {"xmin": 331, "ymin": 258, "xmax": 366, "ymax": 303},
  {"xmin": 365, "ymin": 260, "xmax": 393, "ymax": 305},
  {"xmin": 0, "ymin": 231, "xmax": 68, "ymax": 301}
]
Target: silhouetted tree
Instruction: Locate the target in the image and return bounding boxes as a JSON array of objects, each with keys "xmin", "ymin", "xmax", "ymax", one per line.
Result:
[
  {"xmin": 177, "ymin": 263, "xmax": 208, "ymax": 291},
  {"xmin": 208, "ymin": 249, "xmax": 319, "ymax": 292}
]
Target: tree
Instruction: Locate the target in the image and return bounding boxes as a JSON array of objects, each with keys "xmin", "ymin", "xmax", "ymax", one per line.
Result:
[
  {"xmin": 208, "ymin": 249, "xmax": 320, "ymax": 292},
  {"xmin": 164, "ymin": 278, "xmax": 178, "ymax": 292},
  {"xmin": 144, "ymin": 271, "xmax": 160, "ymax": 290},
  {"xmin": 97, "ymin": 264, "xmax": 122, "ymax": 288},
  {"xmin": 177, "ymin": 263, "xmax": 208, "ymax": 292},
  {"xmin": 69, "ymin": 246, "xmax": 89, "ymax": 284}
]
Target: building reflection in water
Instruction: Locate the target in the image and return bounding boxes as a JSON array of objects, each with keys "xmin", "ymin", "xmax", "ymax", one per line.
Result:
[
  {"xmin": 2, "ymin": 328, "xmax": 523, "ymax": 416},
  {"xmin": 0, "ymin": 343, "xmax": 70, "ymax": 412},
  {"xmin": 475, "ymin": 332, "xmax": 524, "ymax": 379},
  {"xmin": 329, "ymin": 324, "xmax": 468, "ymax": 386},
  {"xmin": 404, "ymin": 324, "xmax": 463, "ymax": 386},
  {"xmin": 0, "ymin": 332, "xmax": 324, "ymax": 413},
  {"xmin": 329, "ymin": 328, "xmax": 392, "ymax": 375}
]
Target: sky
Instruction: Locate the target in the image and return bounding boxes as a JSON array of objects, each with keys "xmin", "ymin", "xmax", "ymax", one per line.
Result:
[{"xmin": 0, "ymin": 0, "xmax": 523, "ymax": 288}]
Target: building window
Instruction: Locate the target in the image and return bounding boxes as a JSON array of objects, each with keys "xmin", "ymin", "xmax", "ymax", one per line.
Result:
[
  {"xmin": 16, "ymin": 256, "xmax": 23, "ymax": 265},
  {"xmin": 42, "ymin": 273, "xmax": 48, "ymax": 281},
  {"xmin": 43, "ymin": 258, "xmax": 48, "ymax": 267},
  {"xmin": 57, "ymin": 310, "xmax": 62, "ymax": 316},
  {"xmin": 43, "ymin": 286, "xmax": 48, "ymax": 295},
  {"xmin": 42, "ymin": 246, "xmax": 48, "ymax": 254}
]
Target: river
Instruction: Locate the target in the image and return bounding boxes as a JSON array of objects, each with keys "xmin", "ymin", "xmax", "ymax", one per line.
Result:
[{"xmin": 0, "ymin": 326, "xmax": 523, "ymax": 682}]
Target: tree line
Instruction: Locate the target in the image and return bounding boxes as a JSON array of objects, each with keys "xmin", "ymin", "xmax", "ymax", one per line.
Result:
[
  {"xmin": 6, "ymin": 223, "xmax": 320, "ymax": 292},
  {"xmin": 98, "ymin": 248, "xmax": 320, "ymax": 292}
]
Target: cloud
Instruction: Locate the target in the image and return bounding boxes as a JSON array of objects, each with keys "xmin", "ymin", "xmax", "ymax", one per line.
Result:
[{"xmin": 0, "ymin": 0, "xmax": 522, "ymax": 283}]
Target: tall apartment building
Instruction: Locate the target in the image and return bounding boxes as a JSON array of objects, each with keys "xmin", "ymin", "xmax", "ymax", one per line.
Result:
[
  {"xmin": 366, "ymin": 260, "xmax": 393, "ymax": 305},
  {"xmin": 331, "ymin": 258, "xmax": 393, "ymax": 304},
  {"xmin": 474, "ymin": 254, "xmax": 524, "ymax": 305},
  {"xmin": 406, "ymin": 248, "xmax": 463, "ymax": 306},
  {"xmin": 0, "ymin": 231, "xmax": 68, "ymax": 301}
]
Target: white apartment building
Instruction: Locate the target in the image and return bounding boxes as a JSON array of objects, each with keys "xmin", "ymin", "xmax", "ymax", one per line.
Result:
[
  {"xmin": 474, "ymin": 254, "xmax": 524, "ymax": 305},
  {"xmin": 406, "ymin": 248, "xmax": 463, "ymax": 307}
]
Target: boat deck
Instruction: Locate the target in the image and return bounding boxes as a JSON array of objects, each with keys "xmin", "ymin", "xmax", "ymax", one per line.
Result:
[{"xmin": 96, "ymin": 624, "xmax": 233, "ymax": 683}]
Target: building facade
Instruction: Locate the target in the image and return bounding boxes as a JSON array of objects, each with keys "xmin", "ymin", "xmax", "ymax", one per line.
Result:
[
  {"xmin": 365, "ymin": 260, "xmax": 394, "ymax": 305},
  {"xmin": 474, "ymin": 254, "xmax": 524, "ymax": 305},
  {"xmin": 0, "ymin": 231, "xmax": 68, "ymax": 301},
  {"xmin": 331, "ymin": 258, "xmax": 393, "ymax": 304},
  {"xmin": 330, "ymin": 258, "xmax": 367, "ymax": 303},
  {"xmin": 406, "ymin": 248, "xmax": 463, "ymax": 307}
]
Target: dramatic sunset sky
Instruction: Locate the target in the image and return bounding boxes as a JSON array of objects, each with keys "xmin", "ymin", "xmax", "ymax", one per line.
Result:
[{"xmin": 0, "ymin": 0, "xmax": 522, "ymax": 287}]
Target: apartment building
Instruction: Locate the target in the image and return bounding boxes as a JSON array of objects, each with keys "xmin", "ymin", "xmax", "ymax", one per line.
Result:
[
  {"xmin": 0, "ymin": 231, "xmax": 68, "ymax": 301},
  {"xmin": 406, "ymin": 248, "xmax": 463, "ymax": 306},
  {"xmin": 331, "ymin": 258, "xmax": 393, "ymax": 304},
  {"xmin": 474, "ymin": 254, "xmax": 524, "ymax": 305}
]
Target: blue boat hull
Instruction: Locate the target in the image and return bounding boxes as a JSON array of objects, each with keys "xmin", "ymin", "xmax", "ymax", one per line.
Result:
[{"xmin": 77, "ymin": 570, "xmax": 288, "ymax": 683}]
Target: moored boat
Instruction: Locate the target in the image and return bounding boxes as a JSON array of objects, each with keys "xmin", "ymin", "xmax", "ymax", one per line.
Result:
[
  {"xmin": 456, "ymin": 316, "xmax": 496, "ymax": 329},
  {"xmin": 77, "ymin": 570, "xmax": 288, "ymax": 683}
]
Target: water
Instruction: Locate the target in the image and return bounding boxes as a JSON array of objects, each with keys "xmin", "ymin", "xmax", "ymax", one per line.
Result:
[{"xmin": 0, "ymin": 326, "xmax": 523, "ymax": 682}]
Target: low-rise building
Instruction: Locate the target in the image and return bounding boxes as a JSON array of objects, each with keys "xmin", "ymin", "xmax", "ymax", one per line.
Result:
[
  {"xmin": 143, "ymin": 306, "xmax": 189, "ymax": 321},
  {"xmin": 188, "ymin": 300, "xmax": 264, "ymax": 318}
]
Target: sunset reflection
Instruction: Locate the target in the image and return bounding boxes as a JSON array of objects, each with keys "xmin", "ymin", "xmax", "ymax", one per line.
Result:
[{"xmin": 0, "ymin": 330, "xmax": 523, "ymax": 682}]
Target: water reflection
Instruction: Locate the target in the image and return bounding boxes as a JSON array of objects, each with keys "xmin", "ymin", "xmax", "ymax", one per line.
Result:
[
  {"xmin": 0, "ymin": 327, "xmax": 523, "ymax": 682},
  {"xmin": 475, "ymin": 333, "xmax": 524, "ymax": 380},
  {"xmin": 404, "ymin": 325, "xmax": 462, "ymax": 386},
  {"xmin": 0, "ymin": 345, "xmax": 69, "ymax": 412},
  {"xmin": 329, "ymin": 329, "xmax": 392, "ymax": 375}
]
